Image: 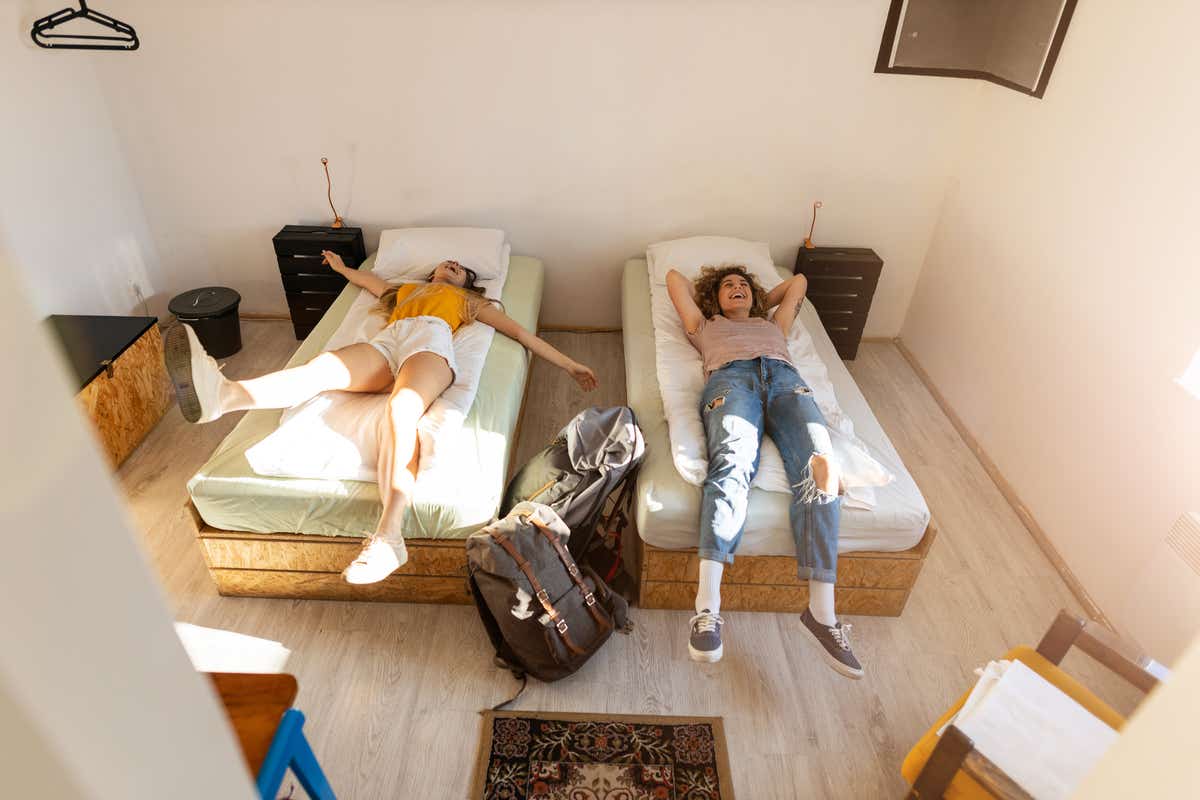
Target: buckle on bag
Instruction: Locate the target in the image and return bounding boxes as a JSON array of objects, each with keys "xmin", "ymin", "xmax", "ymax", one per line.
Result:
[
  {"xmin": 584, "ymin": 592, "xmax": 596, "ymax": 607},
  {"xmin": 567, "ymin": 563, "xmax": 580, "ymax": 577},
  {"xmin": 536, "ymin": 589, "xmax": 550, "ymax": 604},
  {"xmin": 556, "ymin": 620, "xmax": 569, "ymax": 634}
]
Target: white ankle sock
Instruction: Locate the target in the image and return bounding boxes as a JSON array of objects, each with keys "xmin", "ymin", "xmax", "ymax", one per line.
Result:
[
  {"xmin": 696, "ymin": 559, "xmax": 724, "ymax": 614},
  {"xmin": 809, "ymin": 580, "xmax": 837, "ymax": 626}
]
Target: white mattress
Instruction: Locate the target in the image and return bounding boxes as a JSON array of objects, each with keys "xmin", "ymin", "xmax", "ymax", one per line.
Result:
[{"xmin": 622, "ymin": 259, "xmax": 930, "ymax": 555}]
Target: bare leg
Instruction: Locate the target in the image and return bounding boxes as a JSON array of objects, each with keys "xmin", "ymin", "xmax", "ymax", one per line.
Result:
[
  {"xmin": 374, "ymin": 352, "xmax": 454, "ymax": 541},
  {"xmin": 167, "ymin": 322, "xmax": 396, "ymax": 424},
  {"xmin": 343, "ymin": 351, "xmax": 453, "ymax": 585},
  {"xmin": 222, "ymin": 343, "xmax": 393, "ymax": 412}
]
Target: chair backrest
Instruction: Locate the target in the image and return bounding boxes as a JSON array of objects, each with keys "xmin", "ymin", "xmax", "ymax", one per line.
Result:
[
  {"xmin": 907, "ymin": 610, "xmax": 1169, "ymax": 799},
  {"xmin": 1035, "ymin": 610, "xmax": 1168, "ymax": 694}
]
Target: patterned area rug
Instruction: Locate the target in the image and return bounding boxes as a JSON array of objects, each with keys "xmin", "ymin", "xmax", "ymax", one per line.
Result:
[{"xmin": 474, "ymin": 711, "xmax": 734, "ymax": 800}]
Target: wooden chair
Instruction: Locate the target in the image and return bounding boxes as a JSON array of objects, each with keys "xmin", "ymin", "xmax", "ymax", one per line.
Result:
[{"xmin": 901, "ymin": 610, "xmax": 1166, "ymax": 799}]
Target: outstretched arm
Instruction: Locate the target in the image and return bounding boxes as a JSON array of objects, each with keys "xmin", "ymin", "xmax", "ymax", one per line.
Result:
[
  {"xmin": 475, "ymin": 305, "xmax": 599, "ymax": 392},
  {"xmin": 323, "ymin": 250, "xmax": 392, "ymax": 298},
  {"xmin": 767, "ymin": 273, "xmax": 808, "ymax": 333},
  {"xmin": 666, "ymin": 269, "xmax": 705, "ymax": 334}
]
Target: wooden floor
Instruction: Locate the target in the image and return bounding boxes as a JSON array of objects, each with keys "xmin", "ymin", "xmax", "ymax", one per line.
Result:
[{"xmin": 116, "ymin": 322, "xmax": 1140, "ymax": 799}]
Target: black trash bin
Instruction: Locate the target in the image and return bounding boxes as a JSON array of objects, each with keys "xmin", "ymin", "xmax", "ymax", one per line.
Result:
[{"xmin": 169, "ymin": 287, "xmax": 242, "ymax": 358}]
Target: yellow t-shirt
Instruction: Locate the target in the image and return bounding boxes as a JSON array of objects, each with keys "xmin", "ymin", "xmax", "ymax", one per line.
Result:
[{"xmin": 387, "ymin": 283, "xmax": 471, "ymax": 333}]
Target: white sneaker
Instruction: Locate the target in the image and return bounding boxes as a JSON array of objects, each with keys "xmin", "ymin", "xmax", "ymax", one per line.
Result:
[
  {"xmin": 342, "ymin": 537, "xmax": 405, "ymax": 585},
  {"xmin": 165, "ymin": 323, "xmax": 228, "ymax": 423}
]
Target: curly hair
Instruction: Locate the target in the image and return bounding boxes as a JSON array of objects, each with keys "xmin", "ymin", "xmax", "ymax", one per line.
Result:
[{"xmin": 692, "ymin": 265, "xmax": 769, "ymax": 319}]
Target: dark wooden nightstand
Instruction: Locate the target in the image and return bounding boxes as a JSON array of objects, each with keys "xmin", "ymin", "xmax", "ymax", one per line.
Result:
[
  {"xmin": 793, "ymin": 246, "xmax": 883, "ymax": 360},
  {"xmin": 272, "ymin": 225, "xmax": 367, "ymax": 339}
]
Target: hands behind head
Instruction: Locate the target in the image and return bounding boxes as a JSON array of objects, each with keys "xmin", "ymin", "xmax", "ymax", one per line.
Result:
[{"xmin": 569, "ymin": 362, "xmax": 599, "ymax": 393}]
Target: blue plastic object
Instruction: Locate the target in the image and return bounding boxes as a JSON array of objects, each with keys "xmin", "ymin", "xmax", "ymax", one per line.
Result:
[{"xmin": 256, "ymin": 709, "xmax": 336, "ymax": 800}]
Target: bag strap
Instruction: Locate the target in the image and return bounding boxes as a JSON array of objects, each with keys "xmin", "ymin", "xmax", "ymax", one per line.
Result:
[
  {"xmin": 490, "ymin": 656, "xmax": 528, "ymax": 711},
  {"xmin": 528, "ymin": 517, "xmax": 611, "ymax": 632},
  {"xmin": 488, "ymin": 530, "xmax": 586, "ymax": 656},
  {"xmin": 600, "ymin": 469, "xmax": 639, "ymax": 582}
]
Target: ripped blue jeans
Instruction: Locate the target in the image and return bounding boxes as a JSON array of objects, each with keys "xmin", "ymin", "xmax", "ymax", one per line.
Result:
[{"xmin": 698, "ymin": 357, "xmax": 840, "ymax": 583}]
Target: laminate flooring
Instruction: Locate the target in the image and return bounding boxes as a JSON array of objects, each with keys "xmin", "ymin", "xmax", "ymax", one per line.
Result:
[{"xmin": 116, "ymin": 322, "xmax": 1141, "ymax": 799}]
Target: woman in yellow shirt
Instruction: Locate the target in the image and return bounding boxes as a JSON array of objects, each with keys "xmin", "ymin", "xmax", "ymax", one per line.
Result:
[{"xmin": 165, "ymin": 251, "xmax": 597, "ymax": 584}]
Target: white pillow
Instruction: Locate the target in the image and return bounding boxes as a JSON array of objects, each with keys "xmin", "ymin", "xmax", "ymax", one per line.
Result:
[
  {"xmin": 646, "ymin": 235, "xmax": 780, "ymax": 289},
  {"xmin": 374, "ymin": 227, "xmax": 507, "ymax": 281}
]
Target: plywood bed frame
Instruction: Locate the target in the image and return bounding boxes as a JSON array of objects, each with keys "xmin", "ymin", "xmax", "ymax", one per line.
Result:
[
  {"xmin": 186, "ymin": 325, "xmax": 937, "ymax": 615},
  {"xmin": 637, "ymin": 522, "xmax": 937, "ymax": 616},
  {"xmin": 187, "ymin": 499, "xmax": 936, "ymax": 616}
]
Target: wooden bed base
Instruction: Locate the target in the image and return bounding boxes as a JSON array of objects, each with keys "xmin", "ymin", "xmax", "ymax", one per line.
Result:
[
  {"xmin": 189, "ymin": 502, "xmax": 935, "ymax": 615},
  {"xmin": 637, "ymin": 521, "xmax": 938, "ymax": 617},
  {"xmin": 189, "ymin": 502, "xmax": 475, "ymax": 603},
  {"xmin": 190, "ymin": 351, "xmax": 538, "ymax": 604}
]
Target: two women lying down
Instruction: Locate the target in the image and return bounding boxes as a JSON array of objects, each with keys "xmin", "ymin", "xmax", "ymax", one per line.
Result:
[
  {"xmin": 667, "ymin": 265, "xmax": 863, "ymax": 679},
  {"xmin": 166, "ymin": 251, "xmax": 597, "ymax": 585}
]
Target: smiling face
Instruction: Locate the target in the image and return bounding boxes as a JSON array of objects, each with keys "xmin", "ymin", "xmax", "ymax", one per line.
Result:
[
  {"xmin": 717, "ymin": 273, "xmax": 753, "ymax": 316},
  {"xmin": 429, "ymin": 260, "xmax": 470, "ymax": 288}
]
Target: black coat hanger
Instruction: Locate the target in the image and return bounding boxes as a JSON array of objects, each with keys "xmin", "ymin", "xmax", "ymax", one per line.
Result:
[{"xmin": 31, "ymin": 1, "xmax": 139, "ymax": 51}]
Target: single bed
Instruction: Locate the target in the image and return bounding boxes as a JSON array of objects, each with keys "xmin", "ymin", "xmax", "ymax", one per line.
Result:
[
  {"xmin": 186, "ymin": 254, "xmax": 544, "ymax": 603},
  {"xmin": 622, "ymin": 259, "xmax": 936, "ymax": 616}
]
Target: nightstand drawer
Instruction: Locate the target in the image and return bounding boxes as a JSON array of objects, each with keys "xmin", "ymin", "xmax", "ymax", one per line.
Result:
[
  {"xmin": 825, "ymin": 327, "xmax": 869, "ymax": 358},
  {"xmin": 277, "ymin": 253, "xmax": 361, "ymax": 274},
  {"xmin": 286, "ymin": 291, "xmax": 339, "ymax": 325},
  {"xmin": 815, "ymin": 311, "xmax": 866, "ymax": 334},
  {"xmin": 802, "ymin": 293, "xmax": 864, "ymax": 312},
  {"xmin": 282, "ymin": 272, "xmax": 349, "ymax": 293},
  {"xmin": 272, "ymin": 227, "xmax": 366, "ymax": 259}
]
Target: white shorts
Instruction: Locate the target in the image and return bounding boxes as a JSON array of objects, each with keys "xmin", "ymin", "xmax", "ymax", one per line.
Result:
[{"xmin": 367, "ymin": 316, "xmax": 458, "ymax": 379}]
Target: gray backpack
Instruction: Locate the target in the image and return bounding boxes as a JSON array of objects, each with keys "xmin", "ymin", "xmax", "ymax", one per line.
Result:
[
  {"xmin": 467, "ymin": 502, "xmax": 631, "ymax": 704},
  {"xmin": 500, "ymin": 406, "xmax": 646, "ymax": 590}
]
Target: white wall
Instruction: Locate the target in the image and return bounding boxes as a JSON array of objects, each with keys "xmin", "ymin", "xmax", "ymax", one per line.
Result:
[
  {"xmin": 1074, "ymin": 631, "xmax": 1200, "ymax": 797},
  {"xmin": 1, "ymin": 5, "xmax": 164, "ymax": 319},
  {"xmin": 0, "ymin": 255, "xmax": 256, "ymax": 797},
  {"xmin": 902, "ymin": 1, "xmax": 1200, "ymax": 661},
  {"xmin": 88, "ymin": 0, "xmax": 973, "ymax": 329}
]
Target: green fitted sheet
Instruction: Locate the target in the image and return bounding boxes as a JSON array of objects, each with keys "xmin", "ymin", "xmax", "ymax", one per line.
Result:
[{"xmin": 187, "ymin": 255, "xmax": 544, "ymax": 539}]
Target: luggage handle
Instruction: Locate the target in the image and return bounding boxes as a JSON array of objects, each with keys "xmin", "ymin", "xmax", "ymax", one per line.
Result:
[
  {"xmin": 526, "ymin": 516, "xmax": 612, "ymax": 632},
  {"xmin": 488, "ymin": 530, "xmax": 586, "ymax": 657}
]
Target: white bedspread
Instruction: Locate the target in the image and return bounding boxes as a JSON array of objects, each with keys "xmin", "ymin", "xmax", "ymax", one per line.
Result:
[
  {"xmin": 648, "ymin": 263, "xmax": 892, "ymax": 510},
  {"xmin": 246, "ymin": 262, "xmax": 508, "ymax": 482}
]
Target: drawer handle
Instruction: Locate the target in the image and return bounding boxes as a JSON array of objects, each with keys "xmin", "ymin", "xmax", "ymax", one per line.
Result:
[
  {"xmin": 828, "ymin": 326, "xmax": 851, "ymax": 332},
  {"xmin": 811, "ymin": 292, "xmax": 860, "ymax": 299},
  {"xmin": 291, "ymin": 273, "xmax": 338, "ymax": 279},
  {"xmin": 810, "ymin": 274, "xmax": 864, "ymax": 281},
  {"xmin": 304, "ymin": 307, "xmax": 325, "ymax": 313},
  {"xmin": 289, "ymin": 253, "xmax": 324, "ymax": 260},
  {"xmin": 818, "ymin": 309, "xmax": 856, "ymax": 315}
]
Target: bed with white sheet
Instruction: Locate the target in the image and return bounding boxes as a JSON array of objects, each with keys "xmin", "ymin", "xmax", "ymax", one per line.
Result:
[
  {"xmin": 622, "ymin": 256, "xmax": 935, "ymax": 616},
  {"xmin": 186, "ymin": 243, "xmax": 543, "ymax": 604}
]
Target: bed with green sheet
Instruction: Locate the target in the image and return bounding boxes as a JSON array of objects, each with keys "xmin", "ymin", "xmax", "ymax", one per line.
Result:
[{"xmin": 185, "ymin": 254, "xmax": 543, "ymax": 602}]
